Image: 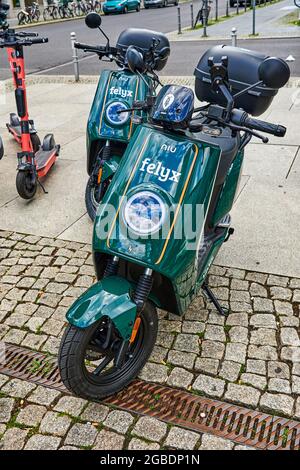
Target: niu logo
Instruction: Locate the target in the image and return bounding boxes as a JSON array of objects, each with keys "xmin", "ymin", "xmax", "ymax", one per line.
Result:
[
  {"xmin": 161, "ymin": 144, "xmax": 177, "ymax": 153},
  {"xmin": 109, "ymin": 87, "xmax": 133, "ymax": 98},
  {"xmin": 140, "ymin": 158, "xmax": 181, "ymax": 183}
]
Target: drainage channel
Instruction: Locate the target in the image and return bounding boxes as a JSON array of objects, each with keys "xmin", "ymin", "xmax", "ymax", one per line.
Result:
[{"xmin": 0, "ymin": 342, "xmax": 299, "ymax": 450}]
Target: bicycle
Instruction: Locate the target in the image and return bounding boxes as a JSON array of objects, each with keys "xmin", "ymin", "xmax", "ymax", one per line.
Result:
[
  {"xmin": 193, "ymin": 0, "xmax": 212, "ymax": 28},
  {"xmin": 43, "ymin": 0, "xmax": 59, "ymax": 20},
  {"xmin": 17, "ymin": 2, "xmax": 40, "ymax": 25},
  {"xmin": 74, "ymin": 0, "xmax": 89, "ymax": 16},
  {"xmin": 87, "ymin": 0, "xmax": 102, "ymax": 13},
  {"xmin": 58, "ymin": 0, "xmax": 75, "ymax": 18}
]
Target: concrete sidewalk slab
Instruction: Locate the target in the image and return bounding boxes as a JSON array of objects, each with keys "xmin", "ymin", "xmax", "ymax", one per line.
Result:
[{"xmin": 0, "ymin": 78, "xmax": 299, "ymax": 278}]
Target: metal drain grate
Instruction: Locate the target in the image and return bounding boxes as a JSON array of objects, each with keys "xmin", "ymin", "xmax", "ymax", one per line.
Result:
[
  {"xmin": 0, "ymin": 342, "xmax": 67, "ymax": 392},
  {"xmin": 0, "ymin": 342, "xmax": 299, "ymax": 450}
]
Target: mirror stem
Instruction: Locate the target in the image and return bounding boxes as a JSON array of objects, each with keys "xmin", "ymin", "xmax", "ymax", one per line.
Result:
[
  {"xmin": 98, "ymin": 27, "xmax": 110, "ymax": 50},
  {"xmin": 233, "ymin": 80, "xmax": 263, "ymax": 99}
]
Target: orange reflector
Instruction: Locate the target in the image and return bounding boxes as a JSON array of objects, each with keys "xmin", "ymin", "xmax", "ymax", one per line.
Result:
[
  {"xmin": 97, "ymin": 167, "xmax": 103, "ymax": 184},
  {"xmin": 129, "ymin": 317, "xmax": 141, "ymax": 344}
]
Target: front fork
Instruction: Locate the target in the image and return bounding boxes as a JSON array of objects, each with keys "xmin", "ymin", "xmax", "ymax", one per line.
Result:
[
  {"xmin": 7, "ymin": 46, "xmax": 36, "ymax": 176},
  {"xmin": 104, "ymin": 256, "xmax": 153, "ymax": 368},
  {"xmin": 92, "ymin": 140, "xmax": 110, "ymax": 200}
]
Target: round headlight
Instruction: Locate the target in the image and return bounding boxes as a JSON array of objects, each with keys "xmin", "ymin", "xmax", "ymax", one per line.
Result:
[
  {"xmin": 105, "ymin": 101, "xmax": 130, "ymax": 126},
  {"xmin": 123, "ymin": 191, "xmax": 166, "ymax": 235}
]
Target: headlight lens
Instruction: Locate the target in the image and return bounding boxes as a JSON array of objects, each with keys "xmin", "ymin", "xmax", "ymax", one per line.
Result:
[
  {"xmin": 123, "ymin": 191, "xmax": 166, "ymax": 235},
  {"xmin": 105, "ymin": 101, "xmax": 130, "ymax": 126}
]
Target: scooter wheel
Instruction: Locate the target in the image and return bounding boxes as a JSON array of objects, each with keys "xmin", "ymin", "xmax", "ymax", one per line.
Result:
[
  {"xmin": 30, "ymin": 134, "xmax": 41, "ymax": 153},
  {"xmin": 85, "ymin": 175, "xmax": 109, "ymax": 222},
  {"xmin": 16, "ymin": 171, "xmax": 37, "ymax": 200},
  {"xmin": 0, "ymin": 136, "xmax": 4, "ymax": 160},
  {"xmin": 58, "ymin": 302, "xmax": 158, "ymax": 400}
]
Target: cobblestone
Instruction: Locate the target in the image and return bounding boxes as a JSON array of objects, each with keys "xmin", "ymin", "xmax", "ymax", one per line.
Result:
[
  {"xmin": 132, "ymin": 417, "xmax": 167, "ymax": 442},
  {"xmin": 225, "ymin": 384, "xmax": 261, "ymax": 408},
  {"xmin": 16, "ymin": 405, "xmax": 47, "ymax": 427},
  {"xmin": 167, "ymin": 367, "xmax": 194, "ymax": 388},
  {"xmin": 104, "ymin": 410, "xmax": 134, "ymax": 434},
  {"xmin": 65, "ymin": 423, "xmax": 97, "ymax": 447},
  {"xmin": 260, "ymin": 393, "xmax": 294, "ymax": 416},
  {"xmin": 200, "ymin": 434, "xmax": 234, "ymax": 450},
  {"xmin": 93, "ymin": 430, "xmax": 124, "ymax": 450},
  {"xmin": 193, "ymin": 374, "xmax": 225, "ymax": 398},
  {"xmin": 0, "ymin": 428, "xmax": 28, "ymax": 450},
  {"xmin": 164, "ymin": 427, "xmax": 200, "ymax": 450}
]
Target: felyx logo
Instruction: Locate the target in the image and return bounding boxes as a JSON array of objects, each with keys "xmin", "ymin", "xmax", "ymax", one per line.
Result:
[
  {"xmin": 109, "ymin": 87, "xmax": 133, "ymax": 98},
  {"xmin": 140, "ymin": 158, "xmax": 181, "ymax": 183}
]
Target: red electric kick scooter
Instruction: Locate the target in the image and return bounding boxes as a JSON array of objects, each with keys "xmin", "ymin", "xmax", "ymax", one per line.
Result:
[{"xmin": 0, "ymin": 13, "xmax": 60, "ymax": 199}]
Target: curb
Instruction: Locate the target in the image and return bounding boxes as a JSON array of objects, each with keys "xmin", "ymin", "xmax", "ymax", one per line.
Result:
[
  {"xmin": 2, "ymin": 74, "xmax": 300, "ymax": 90},
  {"xmin": 11, "ymin": 15, "xmax": 84, "ymax": 30},
  {"xmin": 168, "ymin": 33, "xmax": 300, "ymax": 42}
]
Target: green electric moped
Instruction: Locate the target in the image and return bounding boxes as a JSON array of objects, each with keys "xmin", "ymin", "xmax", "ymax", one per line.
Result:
[
  {"xmin": 58, "ymin": 45, "xmax": 290, "ymax": 400},
  {"xmin": 75, "ymin": 13, "xmax": 170, "ymax": 220}
]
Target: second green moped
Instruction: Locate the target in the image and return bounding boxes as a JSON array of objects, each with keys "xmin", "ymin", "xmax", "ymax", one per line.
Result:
[{"xmin": 58, "ymin": 45, "xmax": 290, "ymax": 400}]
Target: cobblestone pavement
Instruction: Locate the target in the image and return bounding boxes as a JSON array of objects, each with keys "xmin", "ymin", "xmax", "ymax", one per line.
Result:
[{"xmin": 0, "ymin": 229, "xmax": 299, "ymax": 450}]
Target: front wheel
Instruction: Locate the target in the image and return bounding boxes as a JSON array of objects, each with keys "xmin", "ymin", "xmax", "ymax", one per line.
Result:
[
  {"xmin": 58, "ymin": 302, "xmax": 158, "ymax": 400},
  {"xmin": 123, "ymin": 6, "xmax": 128, "ymax": 13},
  {"xmin": 16, "ymin": 170, "xmax": 37, "ymax": 200},
  {"xmin": 85, "ymin": 173, "xmax": 109, "ymax": 222},
  {"xmin": 136, "ymin": 3, "xmax": 140, "ymax": 11}
]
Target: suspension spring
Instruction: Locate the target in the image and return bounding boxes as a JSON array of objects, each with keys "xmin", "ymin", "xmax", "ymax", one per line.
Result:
[{"xmin": 134, "ymin": 269, "xmax": 153, "ymax": 310}]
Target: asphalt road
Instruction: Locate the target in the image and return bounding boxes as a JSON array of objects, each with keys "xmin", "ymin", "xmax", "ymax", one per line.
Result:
[{"xmin": 0, "ymin": 4, "xmax": 299, "ymax": 77}]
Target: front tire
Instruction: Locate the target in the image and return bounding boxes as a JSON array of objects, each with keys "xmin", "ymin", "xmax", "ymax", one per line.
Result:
[
  {"xmin": 123, "ymin": 6, "xmax": 128, "ymax": 13},
  {"xmin": 58, "ymin": 302, "xmax": 158, "ymax": 400},
  {"xmin": 16, "ymin": 171, "xmax": 37, "ymax": 200},
  {"xmin": 85, "ymin": 174, "xmax": 109, "ymax": 222}
]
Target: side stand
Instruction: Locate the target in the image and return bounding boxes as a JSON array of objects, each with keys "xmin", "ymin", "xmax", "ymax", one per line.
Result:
[{"xmin": 202, "ymin": 281, "xmax": 228, "ymax": 317}]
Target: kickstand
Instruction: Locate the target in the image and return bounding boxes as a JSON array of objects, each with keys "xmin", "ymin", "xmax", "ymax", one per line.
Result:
[
  {"xmin": 202, "ymin": 281, "xmax": 228, "ymax": 317},
  {"xmin": 37, "ymin": 178, "xmax": 48, "ymax": 194}
]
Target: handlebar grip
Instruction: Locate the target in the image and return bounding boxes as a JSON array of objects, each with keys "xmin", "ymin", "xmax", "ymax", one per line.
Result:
[
  {"xmin": 30, "ymin": 37, "xmax": 48, "ymax": 45},
  {"xmin": 244, "ymin": 116, "xmax": 286, "ymax": 137},
  {"xmin": 74, "ymin": 42, "xmax": 106, "ymax": 53}
]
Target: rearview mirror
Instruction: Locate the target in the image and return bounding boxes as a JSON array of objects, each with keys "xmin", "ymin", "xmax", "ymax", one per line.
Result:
[
  {"xmin": 259, "ymin": 57, "xmax": 290, "ymax": 89},
  {"xmin": 126, "ymin": 46, "xmax": 146, "ymax": 74},
  {"xmin": 85, "ymin": 12, "xmax": 102, "ymax": 29}
]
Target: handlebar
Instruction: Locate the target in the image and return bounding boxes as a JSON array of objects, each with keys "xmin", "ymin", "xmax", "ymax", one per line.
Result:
[
  {"xmin": 243, "ymin": 116, "xmax": 286, "ymax": 138},
  {"xmin": 74, "ymin": 42, "xmax": 118, "ymax": 57},
  {"xmin": 231, "ymin": 109, "xmax": 286, "ymax": 138}
]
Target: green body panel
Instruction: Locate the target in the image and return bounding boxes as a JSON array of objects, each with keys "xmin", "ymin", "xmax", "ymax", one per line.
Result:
[
  {"xmin": 93, "ymin": 124, "xmax": 223, "ymax": 314},
  {"xmin": 66, "ymin": 275, "xmax": 137, "ymax": 340},
  {"xmin": 102, "ymin": 155, "xmax": 121, "ymax": 181},
  {"xmin": 87, "ymin": 69, "xmax": 151, "ymax": 162},
  {"xmin": 211, "ymin": 150, "xmax": 244, "ymax": 226}
]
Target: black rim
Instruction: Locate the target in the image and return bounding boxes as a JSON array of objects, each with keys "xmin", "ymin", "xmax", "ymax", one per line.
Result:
[{"xmin": 80, "ymin": 316, "xmax": 145, "ymax": 386}]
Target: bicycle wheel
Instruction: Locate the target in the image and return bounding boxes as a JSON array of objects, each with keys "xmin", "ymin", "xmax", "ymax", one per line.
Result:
[
  {"xmin": 52, "ymin": 6, "xmax": 59, "ymax": 18},
  {"xmin": 33, "ymin": 10, "xmax": 40, "ymax": 22},
  {"xmin": 43, "ymin": 7, "xmax": 50, "ymax": 21}
]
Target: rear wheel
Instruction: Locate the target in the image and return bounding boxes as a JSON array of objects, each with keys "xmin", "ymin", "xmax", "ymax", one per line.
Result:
[
  {"xmin": 58, "ymin": 302, "xmax": 158, "ymax": 400},
  {"xmin": 16, "ymin": 170, "xmax": 37, "ymax": 200}
]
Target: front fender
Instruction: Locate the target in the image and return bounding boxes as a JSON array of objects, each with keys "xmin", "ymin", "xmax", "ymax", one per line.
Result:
[{"xmin": 66, "ymin": 276, "xmax": 137, "ymax": 341}]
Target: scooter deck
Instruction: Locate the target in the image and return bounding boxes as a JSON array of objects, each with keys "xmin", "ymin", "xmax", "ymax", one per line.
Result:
[
  {"xmin": 36, "ymin": 146, "xmax": 60, "ymax": 179},
  {"xmin": 6, "ymin": 124, "xmax": 22, "ymax": 143}
]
